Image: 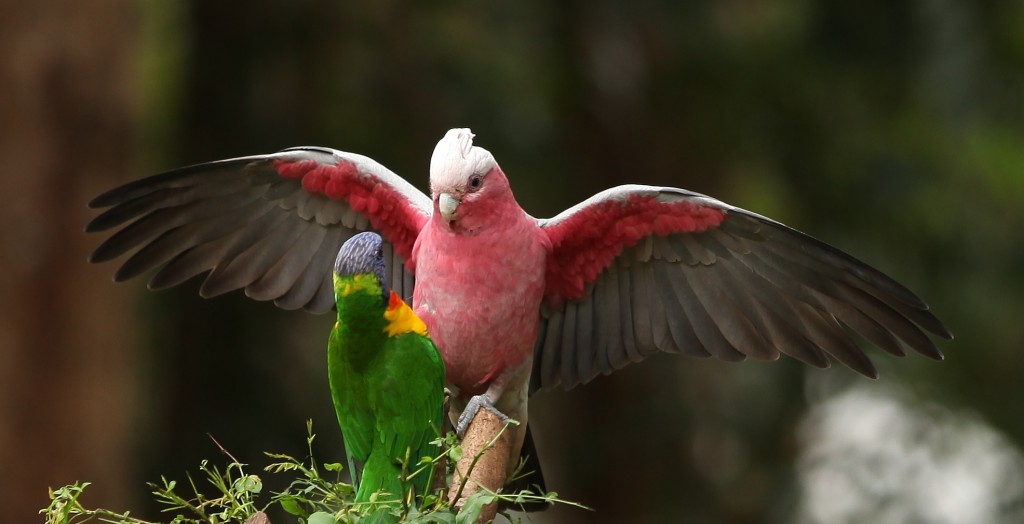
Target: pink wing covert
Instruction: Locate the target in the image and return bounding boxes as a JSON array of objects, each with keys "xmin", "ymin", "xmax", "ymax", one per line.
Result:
[{"xmin": 542, "ymin": 186, "xmax": 727, "ymax": 306}]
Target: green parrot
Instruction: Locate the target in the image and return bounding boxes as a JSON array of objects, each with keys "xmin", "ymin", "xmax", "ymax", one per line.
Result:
[{"xmin": 329, "ymin": 231, "xmax": 446, "ymax": 511}]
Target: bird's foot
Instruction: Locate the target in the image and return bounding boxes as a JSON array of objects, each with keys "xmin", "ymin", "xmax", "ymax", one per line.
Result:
[{"xmin": 456, "ymin": 394, "xmax": 507, "ymax": 438}]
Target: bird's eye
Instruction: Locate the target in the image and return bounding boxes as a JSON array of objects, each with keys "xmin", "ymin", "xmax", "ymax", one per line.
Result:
[
  {"xmin": 469, "ymin": 175, "xmax": 482, "ymax": 190},
  {"xmin": 375, "ymin": 247, "xmax": 383, "ymax": 259}
]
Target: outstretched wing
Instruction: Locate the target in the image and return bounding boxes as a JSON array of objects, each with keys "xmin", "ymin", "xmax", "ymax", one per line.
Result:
[
  {"xmin": 87, "ymin": 147, "xmax": 431, "ymax": 313},
  {"xmin": 532, "ymin": 185, "xmax": 952, "ymax": 392}
]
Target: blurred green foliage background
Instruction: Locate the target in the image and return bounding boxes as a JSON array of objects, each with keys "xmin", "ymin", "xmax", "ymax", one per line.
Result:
[{"xmin": 3, "ymin": 1, "xmax": 1023, "ymax": 523}]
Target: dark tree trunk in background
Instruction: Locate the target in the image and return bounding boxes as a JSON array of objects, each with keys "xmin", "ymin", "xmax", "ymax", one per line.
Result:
[{"xmin": 0, "ymin": 2, "xmax": 140, "ymax": 522}]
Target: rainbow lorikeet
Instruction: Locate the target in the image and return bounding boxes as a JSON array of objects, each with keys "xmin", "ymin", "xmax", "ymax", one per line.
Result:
[
  {"xmin": 87, "ymin": 128, "xmax": 951, "ymax": 501},
  {"xmin": 328, "ymin": 232, "xmax": 445, "ymax": 508}
]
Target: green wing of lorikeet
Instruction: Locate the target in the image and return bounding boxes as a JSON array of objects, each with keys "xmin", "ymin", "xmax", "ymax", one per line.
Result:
[{"xmin": 361, "ymin": 330, "xmax": 446, "ymax": 498}]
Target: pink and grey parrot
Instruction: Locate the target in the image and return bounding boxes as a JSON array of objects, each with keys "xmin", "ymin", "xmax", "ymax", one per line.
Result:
[
  {"xmin": 86, "ymin": 128, "xmax": 951, "ymax": 491},
  {"xmin": 328, "ymin": 232, "xmax": 445, "ymax": 510}
]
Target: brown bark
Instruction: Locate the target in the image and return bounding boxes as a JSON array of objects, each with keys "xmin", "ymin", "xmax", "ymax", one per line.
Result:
[
  {"xmin": 448, "ymin": 410, "xmax": 513, "ymax": 523},
  {"xmin": 0, "ymin": 2, "xmax": 140, "ymax": 522}
]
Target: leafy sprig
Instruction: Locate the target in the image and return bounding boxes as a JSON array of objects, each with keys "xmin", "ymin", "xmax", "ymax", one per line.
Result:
[{"xmin": 41, "ymin": 420, "xmax": 587, "ymax": 524}]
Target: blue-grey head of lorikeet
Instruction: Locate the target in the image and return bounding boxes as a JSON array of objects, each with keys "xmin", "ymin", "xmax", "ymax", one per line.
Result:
[{"xmin": 334, "ymin": 232, "xmax": 389, "ymax": 305}]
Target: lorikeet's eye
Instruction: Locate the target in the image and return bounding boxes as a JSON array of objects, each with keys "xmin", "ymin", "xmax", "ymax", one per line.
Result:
[{"xmin": 468, "ymin": 174, "xmax": 482, "ymax": 190}]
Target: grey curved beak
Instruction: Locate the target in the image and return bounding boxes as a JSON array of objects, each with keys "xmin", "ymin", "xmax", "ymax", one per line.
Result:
[{"xmin": 439, "ymin": 192, "xmax": 460, "ymax": 223}]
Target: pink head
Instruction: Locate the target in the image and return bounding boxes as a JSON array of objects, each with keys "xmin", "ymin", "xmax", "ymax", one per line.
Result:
[{"xmin": 429, "ymin": 128, "xmax": 515, "ymax": 233}]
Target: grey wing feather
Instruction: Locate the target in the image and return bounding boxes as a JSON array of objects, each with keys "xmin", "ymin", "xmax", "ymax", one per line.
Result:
[
  {"xmin": 614, "ymin": 265, "xmax": 639, "ymax": 367},
  {"xmin": 558, "ymin": 302, "xmax": 580, "ymax": 389}
]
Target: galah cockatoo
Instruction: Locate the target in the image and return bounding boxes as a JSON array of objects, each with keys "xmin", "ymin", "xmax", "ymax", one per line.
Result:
[{"xmin": 87, "ymin": 128, "xmax": 951, "ymax": 491}]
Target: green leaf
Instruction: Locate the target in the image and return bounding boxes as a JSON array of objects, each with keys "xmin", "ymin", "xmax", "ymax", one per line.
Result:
[
  {"xmin": 324, "ymin": 462, "xmax": 343, "ymax": 472},
  {"xmin": 407, "ymin": 508, "xmax": 456, "ymax": 524},
  {"xmin": 279, "ymin": 496, "xmax": 305, "ymax": 516},
  {"xmin": 456, "ymin": 492, "xmax": 497, "ymax": 524},
  {"xmin": 308, "ymin": 510, "xmax": 336, "ymax": 524},
  {"xmin": 234, "ymin": 474, "xmax": 263, "ymax": 494}
]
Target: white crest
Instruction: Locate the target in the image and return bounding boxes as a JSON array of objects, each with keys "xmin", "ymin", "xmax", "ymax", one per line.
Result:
[{"xmin": 429, "ymin": 128, "xmax": 496, "ymax": 193}]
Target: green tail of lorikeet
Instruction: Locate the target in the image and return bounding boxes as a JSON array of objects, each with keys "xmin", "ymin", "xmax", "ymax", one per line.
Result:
[{"xmin": 329, "ymin": 232, "xmax": 446, "ymax": 511}]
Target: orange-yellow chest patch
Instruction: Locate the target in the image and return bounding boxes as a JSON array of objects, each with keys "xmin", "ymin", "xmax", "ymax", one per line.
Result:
[{"xmin": 383, "ymin": 290, "xmax": 428, "ymax": 337}]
